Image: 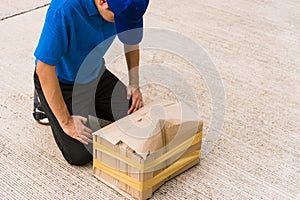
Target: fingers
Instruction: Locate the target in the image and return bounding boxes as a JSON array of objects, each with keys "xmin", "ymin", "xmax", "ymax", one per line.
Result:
[
  {"xmin": 77, "ymin": 115, "xmax": 88, "ymax": 124},
  {"xmin": 127, "ymin": 89, "xmax": 131, "ymax": 100},
  {"xmin": 79, "ymin": 134, "xmax": 93, "ymax": 144},
  {"xmin": 135, "ymin": 100, "xmax": 143, "ymax": 112},
  {"xmin": 77, "ymin": 138, "xmax": 92, "ymax": 145},
  {"xmin": 76, "ymin": 130, "xmax": 92, "ymax": 145},
  {"xmin": 128, "ymin": 94, "xmax": 143, "ymax": 114},
  {"xmin": 83, "ymin": 126, "xmax": 92, "ymax": 134},
  {"xmin": 133, "ymin": 100, "xmax": 141, "ymax": 113},
  {"xmin": 69, "ymin": 115, "xmax": 93, "ymax": 144},
  {"xmin": 77, "ymin": 137, "xmax": 88, "ymax": 145},
  {"xmin": 78, "ymin": 122, "xmax": 93, "ymax": 144},
  {"xmin": 82, "ymin": 128, "xmax": 93, "ymax": 139},
  {"xmin": 77, "ymin": 129, "xmax": 93, "ymax": 144},
  {"xmin": 127, "ymin": 86, "xmax": 143, "ymax": 114},
  {"xmin": 128, "ymin": 97, "xmax": 137, "ymax": 114}
]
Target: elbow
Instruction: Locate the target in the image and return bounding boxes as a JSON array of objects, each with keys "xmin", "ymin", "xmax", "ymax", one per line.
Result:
[
  {"xmin": 36, "ymin": 60, "xmax": 55, "ymax": 79},
  {"xmin": 124, "ymin": 44, "xmax": 139, "ymax": 53},
  {"xmin": 35, "ymin": 60, "xmax": 45, "ymax": 77}
]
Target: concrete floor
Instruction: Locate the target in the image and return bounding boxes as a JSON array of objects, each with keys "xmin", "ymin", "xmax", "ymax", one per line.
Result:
[{"xmin": 0, "ymin": 0, "xmax": 299, "ymax": 199}]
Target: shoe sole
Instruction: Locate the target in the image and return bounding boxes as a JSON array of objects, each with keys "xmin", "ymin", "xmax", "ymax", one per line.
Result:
[{"xmin": 35, "ymin": 119, "xmax": 50, "ymax": 126}]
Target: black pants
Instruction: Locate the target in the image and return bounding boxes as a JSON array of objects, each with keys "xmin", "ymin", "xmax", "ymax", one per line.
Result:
[{"xmin": 34, "ymin": 67, "xmax": 130, "ymax": 166}]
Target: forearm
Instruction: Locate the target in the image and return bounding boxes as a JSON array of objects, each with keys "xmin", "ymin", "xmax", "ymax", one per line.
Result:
[
  {"xmin": 36, "ymin": 60, "xmax": 70, "ymax": 127},
  {"xmin": 124, "ymin": 44, "xmax": 140, "ymax": 87},
  {"xmin": 124, "ymin": 44, "xmax": 143, "ymax": 113}
]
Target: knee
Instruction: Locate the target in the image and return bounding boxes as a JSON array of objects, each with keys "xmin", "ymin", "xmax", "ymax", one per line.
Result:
[{"xmin": 63, "ymin": 150, "xmax": 93, "ymax": 166}]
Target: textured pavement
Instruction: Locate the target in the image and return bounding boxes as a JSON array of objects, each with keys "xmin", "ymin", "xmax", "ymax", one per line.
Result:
[{"xmin": 0, "ymin": 0, "xmax": 299, "ymax": 199}]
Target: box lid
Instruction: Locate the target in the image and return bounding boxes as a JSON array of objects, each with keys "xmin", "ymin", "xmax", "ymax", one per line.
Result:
[{"xmin": 93, "ymin": 100, "xmax": 200, "ymax": 159}]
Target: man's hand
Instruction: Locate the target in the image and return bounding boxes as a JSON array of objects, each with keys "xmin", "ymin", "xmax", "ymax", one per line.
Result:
[
  {"xmin": 127, "ymin": 85, "xmax": 143, "ymax": 114},
  {"xmin": 61, "ymin": 116, "xmax": 93, "ymax": 144},
  {"xmin": 36, "ymin": 61, "xmax": 92, "ymax": 144},
  {"xmin": 124, "ymin": 44, "xmax": 143, "ymax": 114}
]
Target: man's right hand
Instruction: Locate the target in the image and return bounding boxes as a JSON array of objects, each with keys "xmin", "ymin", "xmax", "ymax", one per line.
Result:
[
  {"xmin": 36, "ymin": 61, "xmax": 93, "ymax": 145},
  {"xmin": 61, "ymin": 116, "xmax": 93, "ymax": 144}
]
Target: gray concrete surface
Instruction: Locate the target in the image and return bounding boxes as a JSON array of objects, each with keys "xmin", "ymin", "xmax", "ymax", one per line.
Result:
[
  {"xmin": 0, "ymin": 0, "xmax": 299, "ymax": 199},
  {"xmin": 0, "ymin": 0, "xmax": 49, "ymax": 20}
]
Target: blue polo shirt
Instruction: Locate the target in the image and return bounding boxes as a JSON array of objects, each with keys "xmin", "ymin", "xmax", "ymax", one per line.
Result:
[{"xmin": 34, "ymin": 0, "xmax": 116, "ymax": 84}]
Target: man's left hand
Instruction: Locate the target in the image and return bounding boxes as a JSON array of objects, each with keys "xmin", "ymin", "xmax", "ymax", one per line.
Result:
[{"xmin": 127, "ymin": 85, "xmax": 143, "ymax": 114}]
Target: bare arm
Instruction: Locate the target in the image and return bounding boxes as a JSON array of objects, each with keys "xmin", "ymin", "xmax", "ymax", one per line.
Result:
[
  {"xmin": 124, "ymin": 44, "xmax": 143, "ymax": 113},
  {"xmin": 36, "ymin": 61, "xmax": 70, "ymax": 125},
  {"xmin": 36, "ymin": 60, "xmax": 92, "ymax": 144}
]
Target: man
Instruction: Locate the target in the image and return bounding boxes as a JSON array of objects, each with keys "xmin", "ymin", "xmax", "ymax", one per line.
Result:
[{"xmin": 33, "ymin": 0, "xmax": 149, "ymax": 165}]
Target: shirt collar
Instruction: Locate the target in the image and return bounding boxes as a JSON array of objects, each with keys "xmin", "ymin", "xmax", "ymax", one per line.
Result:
[{"xmin": 86, "ymin": 0, "xmax": 99, "ymax": 16}]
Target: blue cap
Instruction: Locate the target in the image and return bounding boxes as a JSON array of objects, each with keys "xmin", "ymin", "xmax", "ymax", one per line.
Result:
[{"xmin": 107, "ymin": 0, "xmax": 149, "ymax": 45}]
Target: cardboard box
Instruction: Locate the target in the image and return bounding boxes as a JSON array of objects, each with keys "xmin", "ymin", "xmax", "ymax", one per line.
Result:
[{"xmin": 92, "ymin": 101, "xmax": 203, "ymax": 200}]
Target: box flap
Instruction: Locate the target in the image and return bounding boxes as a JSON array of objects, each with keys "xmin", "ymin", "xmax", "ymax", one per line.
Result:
[{"xmin": 93, "ymin": 100, "xmax": 200, "ymax": 159}]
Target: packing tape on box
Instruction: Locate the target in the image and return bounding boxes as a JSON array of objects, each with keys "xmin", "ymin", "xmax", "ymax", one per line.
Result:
[
  {"xmin": 93, "ymin": 131, "xmax": 202, "ymax": 171},
  {"xmin": 93, "ymin": 150, "xmax": 200, "ymax": 192}
]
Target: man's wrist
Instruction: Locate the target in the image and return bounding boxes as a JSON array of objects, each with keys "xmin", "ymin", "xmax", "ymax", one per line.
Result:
[
  {"xmin": 58, "ymin": 114, "xmax": 72, "ymax": 129},
  {"xmin": 128, "ymin": 67, "xmax": 139, "ymax": 88},
  {"xmin": 128, "ymin": 82, "xmax": 139, "ymax": 88}
]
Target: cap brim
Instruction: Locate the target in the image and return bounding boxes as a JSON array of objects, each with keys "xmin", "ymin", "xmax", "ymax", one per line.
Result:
[{"xmin": 114, "ymin": 16, "xmax": 143, "ymax": 45}]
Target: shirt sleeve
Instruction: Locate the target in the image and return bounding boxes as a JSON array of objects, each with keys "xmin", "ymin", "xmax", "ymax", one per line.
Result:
[{"xmin": 34, "ymin": 7, "xmax": 69, "ymax": 66}]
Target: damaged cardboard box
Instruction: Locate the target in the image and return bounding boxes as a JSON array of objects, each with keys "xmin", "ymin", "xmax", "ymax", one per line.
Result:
[{"xmin": 92, "ymin": 101, "xmax": 203, "ymax": 200}]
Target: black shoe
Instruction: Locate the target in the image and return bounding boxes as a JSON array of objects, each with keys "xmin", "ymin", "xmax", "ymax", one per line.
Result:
[{"xmin": 33, "ymin": 89, "xmax": 50, "ymax": 125}]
